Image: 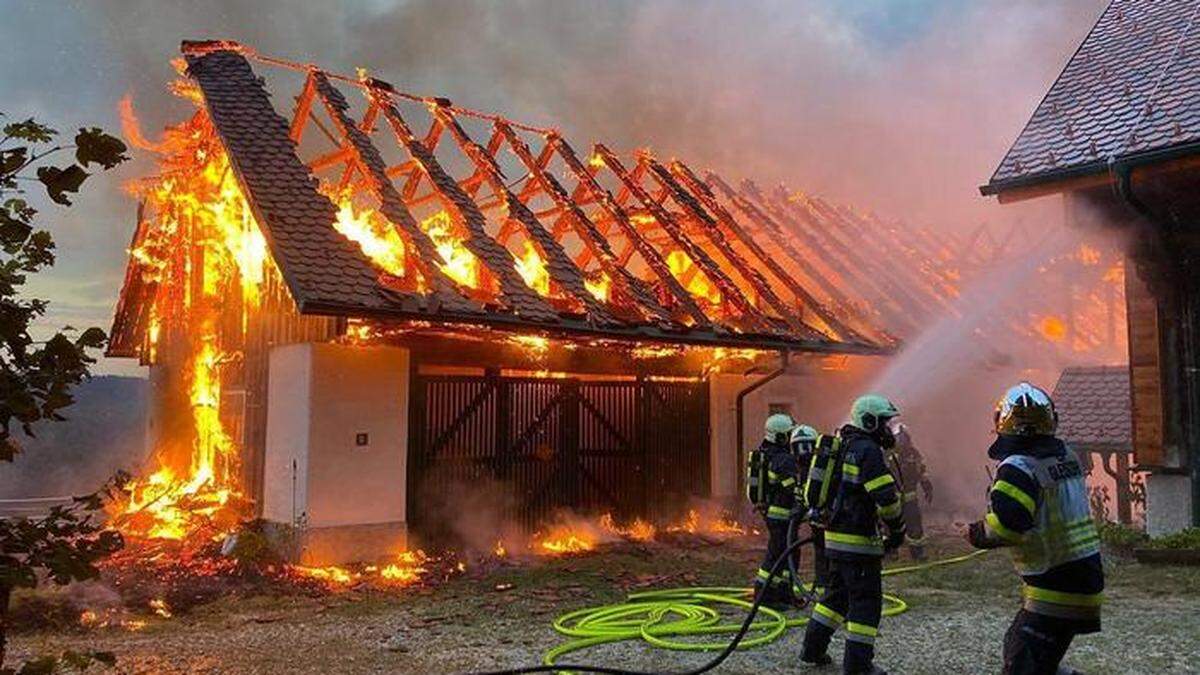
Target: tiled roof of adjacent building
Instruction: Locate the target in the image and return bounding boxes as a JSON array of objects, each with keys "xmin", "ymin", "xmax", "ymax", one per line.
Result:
[
  {"xmin": 1052, "ymin": 365, "xmax": 1132, "ymax": 450},
  {"xmin": 982, "ymin": 0, "xmax": 1200, "ymax": 195}
]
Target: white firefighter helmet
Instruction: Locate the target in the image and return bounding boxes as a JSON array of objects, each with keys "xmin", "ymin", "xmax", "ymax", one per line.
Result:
[
  {"xmin": 790, "ymin": 424, "xmax": 819, "ymax": 454},
  {"xmin": 764, "ymin": 413, "xmax": 796, "ymax": 445},
  {"xmin": 790, "ymin": 424, "xmax": 819, "ymax": 444},
  {"xmin": 994, "ymin": 382, "xmax": 1057, "ymax": 436}
]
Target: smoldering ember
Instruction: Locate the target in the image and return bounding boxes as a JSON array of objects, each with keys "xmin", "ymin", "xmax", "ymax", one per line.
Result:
[{"xmin": 2, "ymin": 2, "xmax": 1200, "ymax": 674}]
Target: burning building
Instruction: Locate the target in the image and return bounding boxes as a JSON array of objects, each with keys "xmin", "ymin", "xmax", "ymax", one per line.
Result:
[
  {"xmin": 981, "ymin": 0, "xmax": 1200, "ymax": 535},
  {"xmin": 107, "ymin": 40, "xmax": 917, "ymax": 564}
]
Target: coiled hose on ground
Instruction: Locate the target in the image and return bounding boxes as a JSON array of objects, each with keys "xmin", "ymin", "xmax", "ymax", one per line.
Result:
[{"xmin": 472, "ymin": 532, "xmax": 988, "ymax": 675}]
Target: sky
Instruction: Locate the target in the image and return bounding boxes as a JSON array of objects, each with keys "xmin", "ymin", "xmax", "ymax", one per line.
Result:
[{"xmin": 0, "ymin": 0, "xmax": 1109, "ymax": 377}]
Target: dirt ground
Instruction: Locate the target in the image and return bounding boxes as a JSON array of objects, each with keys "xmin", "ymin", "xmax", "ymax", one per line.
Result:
[{"xmin": 10, "ymin": 530, "xmax": 1200, "ymax": 674}]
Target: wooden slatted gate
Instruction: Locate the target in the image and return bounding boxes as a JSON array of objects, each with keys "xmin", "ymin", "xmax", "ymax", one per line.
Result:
[{"xmin": 407, "ymin": 373, "xmax": 710, "ymax": 539}]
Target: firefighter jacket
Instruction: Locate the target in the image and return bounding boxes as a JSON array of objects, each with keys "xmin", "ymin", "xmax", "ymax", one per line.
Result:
[
  {"xmin": 820, "ymin": 426, "xmax": 905, "ymax": 559},
  {"xmin": 981, "ymin": 434, "xmax": 1104, "ymax": 632},
  {"xmin": 759, "ymin": 439, "xmax": 803, "ymax": 522},
  {"xmin": 889, "ymin": 429, "xmax": 931, "ymax": 505}
]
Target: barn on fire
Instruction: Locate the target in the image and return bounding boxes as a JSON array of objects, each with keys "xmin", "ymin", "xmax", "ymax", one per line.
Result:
[
  {"xmin": 107, "ymin": 41, "xmax": 944, "ymax": 563},
  {"xmin": 982, "ymin": 0, "xmax": 1200, "ymax": 535}
]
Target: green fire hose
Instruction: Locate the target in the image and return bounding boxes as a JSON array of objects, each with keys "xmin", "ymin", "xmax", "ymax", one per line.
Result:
[{"xmin": 541, "ymin": 549, "xmax": 989, "ymax": 667}]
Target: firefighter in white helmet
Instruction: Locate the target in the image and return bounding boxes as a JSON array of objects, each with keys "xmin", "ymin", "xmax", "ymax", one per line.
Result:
[
  {"xmin": 791, "ymin": 423, "xmax": 829, "ymax": 593},
  {"xmin": 747, "ymin": 413, "xmax": 803, "ymax": 608},
  {"xmin": 966, "ymin": 382, "xmax": 1103, "ymax": 674}
]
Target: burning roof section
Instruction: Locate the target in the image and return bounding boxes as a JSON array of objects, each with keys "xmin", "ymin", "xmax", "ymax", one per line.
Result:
[
  {"xmin": 112, "ymin": 40, "xmax": 977, "ymax": 358},
  {"xmin": 982, "ymin": 0, "xmax": 1200, "ymax": 195}
]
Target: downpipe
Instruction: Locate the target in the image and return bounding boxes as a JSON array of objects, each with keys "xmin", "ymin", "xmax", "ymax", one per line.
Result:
[{"xmin": 735, "ymin": 351, "xmax": 790, "ymax": 501}]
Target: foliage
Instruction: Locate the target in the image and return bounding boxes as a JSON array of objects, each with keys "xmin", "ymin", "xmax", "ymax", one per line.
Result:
[
  {"xmin": 0, "ymin": 114, "xmax": 128, "ymax": 463},
  {"xmin": 0, "ymin": 113, "xmax": 129, "ymax": 670},
  {"xmin": 1148, "ymin": 527, "xmax": 1200, "ymax": 551},
  {"xmin": 1097, "ymin": 519, "xmax": 1147, "ymax": 554}
]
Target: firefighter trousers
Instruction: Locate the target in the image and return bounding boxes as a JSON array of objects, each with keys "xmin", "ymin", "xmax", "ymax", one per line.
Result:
[
  {"xmin": 801, "ymin": 557, "xmax": 883, "ymax": 674},
  {"xmin": 901, "ymin": 497, "xmax": 925, "ymax": 560},
  {"xmin": 1003, "ymin": 609, "xmax": 1075, "ymax": 675},
  {"xmin": 811, "ymin": 526, "xmax": 830, "ymax": 592},
  {"xmin": 754, "ymin": 518, "xmax": 797, "ymax": 603}
]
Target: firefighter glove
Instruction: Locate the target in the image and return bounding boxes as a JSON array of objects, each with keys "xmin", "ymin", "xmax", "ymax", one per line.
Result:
[
  {"xmin": 883, "ymin": 525, "xmax": 906, "ymax": 552},
  {"xmin": 965, "ymin": 519, "xmax": 1003, "ymax": 549}
]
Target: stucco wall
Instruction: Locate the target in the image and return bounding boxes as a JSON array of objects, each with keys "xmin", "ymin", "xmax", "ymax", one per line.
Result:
[
  {"xmin": 709, "ymin": 372, "xmax": 832, "ymax": 499},
  {"xmin": 1146, "ymin": 472, "xmax": 1194, "ymax": 537},
  {"xmin": 262, "ymin": 343, "xmax": 410, "ymax": 563}
]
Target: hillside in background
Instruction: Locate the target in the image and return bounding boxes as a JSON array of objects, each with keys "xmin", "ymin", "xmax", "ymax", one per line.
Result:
[{"xmin": 0, "ymin": 375, "xmax": 148, "ymax": 498}]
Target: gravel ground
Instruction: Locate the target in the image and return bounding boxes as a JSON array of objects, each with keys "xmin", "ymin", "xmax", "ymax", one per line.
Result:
[{"xmin": 10, "ymin": 533, "xmax": 1200, "ymax": 674}]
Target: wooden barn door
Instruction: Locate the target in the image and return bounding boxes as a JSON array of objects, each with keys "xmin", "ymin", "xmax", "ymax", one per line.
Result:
[{"xmin": 407, "ymin": 373, "xmax": 709, "ymax": 540}]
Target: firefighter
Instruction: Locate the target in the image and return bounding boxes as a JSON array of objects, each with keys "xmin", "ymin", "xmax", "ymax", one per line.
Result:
[
  {"xmin": 800, "ymin": 395, "xmax": 905, "ymax": 674},
  {"xmin": 792, "ymin": 424, "xmax": 830, "ymax": 594},
  {"xmin": 750, "ymin": 413, "xmax": 803, "ymax": 609},
  {"xmin": 965, "ymin": 382, "xmax": 1103, "ymax": 675},
  {"xmin": 888, "ymin": 423, "xmax": 933, "ymax": 561}
]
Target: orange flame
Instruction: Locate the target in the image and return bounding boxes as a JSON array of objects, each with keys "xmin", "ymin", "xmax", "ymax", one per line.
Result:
[
  {"xmin": 599, "ymin": 513, "xmax": 656, "ymax": 542},
  {"xmin": 420, "ymin": 211, "xmax": 481, "ymax": 289},
  {"xmin": 666, "ymin": 250, "xmax": 720, "ymax": 304},
  {"xmin": 535, "ymin": 525, "xmax": 596, "ymax": 555},
  {"xmin": 328, "ymin": 190, "xmax": 413, "ymax": 282},
  {"xmin": 1034, "ymin": 315, "xmax": 1067, "ymax": 343},
  {"xmin": 114, "ymin": 91, "xmax": 264, "ymax": 541},
  {"xmin": 584, "ymin": 272, "xmax": 612, "ymax": 303},
  {"xmin": 514, "ymin": 241, "xmax": 551, "ymax": 296}
]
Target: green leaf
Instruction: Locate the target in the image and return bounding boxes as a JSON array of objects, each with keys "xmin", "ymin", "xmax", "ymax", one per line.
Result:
[
  {"xmin": 4, "ymin": 118, "xmax": 56, "ymax": 143},
  {"xmin": 74, "ymin": 128, "xmax": 129, "ymax": 169},
  {"xmin": 35, "ymin": 164, "xmax": 88, "ymax": 205}
]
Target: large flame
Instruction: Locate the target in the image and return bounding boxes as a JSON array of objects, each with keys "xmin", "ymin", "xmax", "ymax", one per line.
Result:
[
  {"xmin": 114, "ymin": 86, "xmax": 263, "ymax": 541},
  {"xmin": 329, "ymin": 191, "xmax": 413, "ymax": 282}
]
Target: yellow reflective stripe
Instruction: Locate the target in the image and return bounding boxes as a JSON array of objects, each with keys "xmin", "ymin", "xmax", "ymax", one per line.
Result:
[
  {"xmin": 985, "ymin": 512, "xmax": 1024, "ymax": 543},
  {"xmin": 992, "ymin": 480, "xmax": 1037, "ymax": 515},
  {"xmin": 1022, "ymin": 585, "xmax": 1104, "ymax": 607},
  {"xmin": 767, "ymin": 505, "xmax": 791, "ymax": 519},
  {"xmin": 825, "ymin": 531, "xmax": 876, "ymax": 545},
  {"xmin": 864, "ymin": 473, "xmax": 895, "ymax": 492},
  {"xmin": 781, "ymin": 477, "xmax": 796, "ymax": 487},
  {"xmin": 768, "ymin": 470, "xmax": 780, "ymax": 480},
  {"xmin": 846, "ymin": 622, "xmax": 878, "ymax": 637},
  {"xmin": 756, "ymin": 568, "xmax": 772, "ymax": 581},
  {"xmin": 813, "ymin": 603, "xmax": 844, "ymax": 625},
  {"xmin": 842, "ymin": 463, "xmax": 860, "ymax": 476}
]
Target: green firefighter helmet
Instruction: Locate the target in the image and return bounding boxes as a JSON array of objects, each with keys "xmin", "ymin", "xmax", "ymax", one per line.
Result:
[
  {"xmin": 764, "ymin": 413, "xmax": 796, "ymax": 445},
  {"xmin": 994, "ymin": 382, "xmax": 1057, "ymax": 436},
  {"xmin": 849, "ymin": 394, "xmax": 900, "ymax": 432}
]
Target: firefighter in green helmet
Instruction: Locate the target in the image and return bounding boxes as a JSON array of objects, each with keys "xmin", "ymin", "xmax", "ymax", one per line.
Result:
[
  {"xmin": 965, "ymin": 382, "xmax": 1103, "ymax": 675},
  {"xmin": 800, "ymin": 395, "xmax": 905, "ymax": 675},
  {"xmin": 748, "ymin": 413, "xmax": 803, "ymax": 608}
]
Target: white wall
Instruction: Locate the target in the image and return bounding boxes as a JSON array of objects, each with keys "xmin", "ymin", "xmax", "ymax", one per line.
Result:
[
  {"xmin": 708, "ymin": 372, "xmax": 819, "ymax": 498},
  {"xmin": 1146, "ymin": 472, "xmax": 1194, "ymax": 537},
  {"xmin": 262, "ymin": 343, "xmax": 409, "ymax": 529},
  {"xmin": 262, "ymin": 344, "xmax": 312, "ymax": 524}
]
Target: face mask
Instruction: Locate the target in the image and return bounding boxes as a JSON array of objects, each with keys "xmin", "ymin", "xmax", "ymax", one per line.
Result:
[{"xmin": 878, "ymin": 418, "xmax": 899, "ymax": 449}]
